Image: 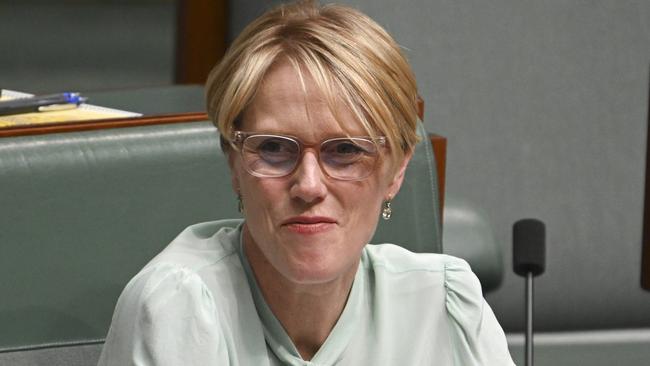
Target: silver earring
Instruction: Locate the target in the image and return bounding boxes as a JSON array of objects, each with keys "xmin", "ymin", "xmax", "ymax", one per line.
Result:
[
  {"xmin": 237, "ymin": 193, "xmax": 244, "ymax": 213},
  {"xmin": 382, "ymin": 200, "xmax": 392, "ymax": 220}
]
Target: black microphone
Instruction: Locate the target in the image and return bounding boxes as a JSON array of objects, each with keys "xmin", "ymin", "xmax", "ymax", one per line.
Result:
[
  {"xmin": 514, "ymin": 219, "xmax": 546, "ymax": 277},
  {"xmin": 513, "ymin": 219, "xmax": 546, "ymax": 366}
]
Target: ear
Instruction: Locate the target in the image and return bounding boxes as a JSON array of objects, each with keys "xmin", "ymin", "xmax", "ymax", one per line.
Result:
[{"xmin": 385, "ymin": 151, "xmax": 413, "ymax": 200}]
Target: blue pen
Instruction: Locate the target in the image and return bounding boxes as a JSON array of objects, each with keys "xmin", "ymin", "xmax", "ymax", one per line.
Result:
[{"xmin": 0, "ymin": 92, "xmax": 88, "ymax": 116}]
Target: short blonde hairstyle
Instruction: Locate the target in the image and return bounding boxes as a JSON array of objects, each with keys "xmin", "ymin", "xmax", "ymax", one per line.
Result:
[{"xmin": 206, "ymin": 0, "xmax": 419, "ymax": 165}]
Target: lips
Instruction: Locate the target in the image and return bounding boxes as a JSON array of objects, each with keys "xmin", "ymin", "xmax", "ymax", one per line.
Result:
[
  {"xmin": 282, "ymin": 216, "xmax": 337, "ymax": 225},
  {"xmin": 281, "ymin": 216, "xmax": 337, "ymax": 234}
]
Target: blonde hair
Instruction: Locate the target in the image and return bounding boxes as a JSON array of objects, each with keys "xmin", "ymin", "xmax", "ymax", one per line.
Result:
[{"xmin": 206, "ymin": 0, "xmax": 419, "ymax": 165}]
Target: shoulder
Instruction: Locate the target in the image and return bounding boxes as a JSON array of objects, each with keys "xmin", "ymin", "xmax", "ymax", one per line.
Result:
[
  {"xmin": 363, "ymin": 243, "xmax": 473, "ymax": 277},
  {"xmin": 99, "ymin": 221, "xmax": 244, "ymax": 365},
  {"xmin": 100, "ymin": 263, "xmax": 228, "ymax": 365},
  {"xmin": 113, "ymin": 218, "xmax": 245, "ymax": 331},
  {"xmin": 362, "ymin": 244, "xmax": 483, "ymax": 320},
  {"xmin": 361, "ymin": 244, "xmax": 514, "ymax": 363},
  {"xmin": 99, "ymin": 219, "xmax": 247, "ymax": 365},
  {"xmin": 124, "ymin": 218, "xmax": 245, "ymax": 313},
  {"xmin": 362, "ymin": 244, "xmax": 480, "ymax": 307},
  {"xmin": 146, "ymin": 218, "xmax": 244, "ymax": 271}
]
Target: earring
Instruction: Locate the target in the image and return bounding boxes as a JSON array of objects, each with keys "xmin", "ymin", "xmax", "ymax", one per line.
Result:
[
  {"xmin": 237, "ymin": 192, "xmax": 244, "ymax": 213},
  {"xmin": 382, "ymin": 199, "xmax": 392, "ymax": 220}
]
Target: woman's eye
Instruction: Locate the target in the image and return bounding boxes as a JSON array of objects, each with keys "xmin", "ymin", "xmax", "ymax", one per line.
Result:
[
  {"xmin": 255, "ymin": 138, "xmax": 297, "ymax": 162},
  {"xmin": 322, "ymin": 140, "xmax": 371, "ymax": 165},
  {"xmin": 334, "ymin": 142, "xmax": 364, "ymax": 155},
  {"xmin": 258, "ymin": 139, "xmax": 285, "ymax": 153}
]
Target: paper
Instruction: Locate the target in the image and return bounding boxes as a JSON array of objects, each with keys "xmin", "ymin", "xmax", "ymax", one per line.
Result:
[{"xmin": 0, "ymin": 90, "xmax": 142, "ymax": 128}]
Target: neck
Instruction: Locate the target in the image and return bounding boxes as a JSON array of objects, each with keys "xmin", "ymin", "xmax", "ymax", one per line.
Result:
[{"xmin": 243, "ymin": 229, "xmax": 357, "ymax": 360}]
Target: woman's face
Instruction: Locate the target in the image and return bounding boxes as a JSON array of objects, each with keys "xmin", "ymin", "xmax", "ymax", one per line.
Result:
[{"xmin": 230, "ymin": 60, "xmax": 410, "ymax": 286}]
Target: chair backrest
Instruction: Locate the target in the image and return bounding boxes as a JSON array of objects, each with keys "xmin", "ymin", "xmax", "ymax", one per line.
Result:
[{"xmin": 0, "ymin": 118, "xmax": 441, "ymax": 354}]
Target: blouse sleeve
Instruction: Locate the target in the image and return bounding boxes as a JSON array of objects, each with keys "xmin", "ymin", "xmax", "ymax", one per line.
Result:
[
  {"xmin": 97, "ymin": 263, "xmax": 228, "ymax": 366},
  {"xmin": 444, "ymin": 256, "xmax": 516, "ymax": 365}
]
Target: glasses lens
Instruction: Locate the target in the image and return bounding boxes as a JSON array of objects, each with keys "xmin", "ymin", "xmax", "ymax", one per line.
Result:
[
  {"xmin": 242, "ymin": 135, "xmax": 299, "ymax": 177},
  {"xmin": 320, "ymin": 138, "xmax": 379, "ymax": 180}
]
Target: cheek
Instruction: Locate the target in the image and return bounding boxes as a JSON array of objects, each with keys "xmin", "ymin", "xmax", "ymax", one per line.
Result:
[
  {"xmin": 344, "ymin": 168, "xmax": 395, "ymax": 226},
  {"xmin": 232, "ymin": 159, "xmax": 273, "ymax": 199},
  {"xmin": 342, "ymin": 182, "xmax": 385, "ymax": 229},
  {"xmin": 239, "ymin": 176, "xmax": 286, "ymax": 217}
]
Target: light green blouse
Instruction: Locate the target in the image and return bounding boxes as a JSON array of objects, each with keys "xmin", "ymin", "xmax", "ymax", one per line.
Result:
[{"xmin": 98, "ymin": 219, "xmax": 515, "ymax": 365}]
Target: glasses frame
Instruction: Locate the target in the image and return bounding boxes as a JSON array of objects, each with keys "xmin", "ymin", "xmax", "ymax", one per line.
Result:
[{"xmin": 231, "ymin": 131, "xmax": 387, "ymax": 181}]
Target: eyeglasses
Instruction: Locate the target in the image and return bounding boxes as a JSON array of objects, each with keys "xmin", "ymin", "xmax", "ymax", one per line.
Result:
[{"xmin": 231, "ymin": 131, "xmax": 386, "ymax": 181}]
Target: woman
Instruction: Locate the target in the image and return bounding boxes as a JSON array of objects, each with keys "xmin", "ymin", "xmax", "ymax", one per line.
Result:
[{"xmin": 99, "ymin": 1, "xmax": 514, "ymax": 365}]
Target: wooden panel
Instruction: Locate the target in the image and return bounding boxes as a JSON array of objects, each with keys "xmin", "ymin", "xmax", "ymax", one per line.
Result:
[
  {"xmin": 175, "ymin": 0, "xmax": 228, "ymax": 84},
  {"xmin": 429, "ymin": 134, "xmax": 447, "ymax": 217}
]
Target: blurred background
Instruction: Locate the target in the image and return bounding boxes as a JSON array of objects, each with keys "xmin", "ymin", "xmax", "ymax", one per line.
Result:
[{"xmin": 0, "ymin": 0, "xmax": 177, "ymax": 93}]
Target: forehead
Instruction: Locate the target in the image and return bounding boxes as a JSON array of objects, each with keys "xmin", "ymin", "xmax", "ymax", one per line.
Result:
[{"xmin": 240, "ymin": 60, "xmax": 368, "ymax": 141}]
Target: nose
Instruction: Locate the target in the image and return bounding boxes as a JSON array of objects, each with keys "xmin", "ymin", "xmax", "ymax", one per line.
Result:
[{"xmin": 289, "ymin": 150, "xmax": 327, "ymax": 203}]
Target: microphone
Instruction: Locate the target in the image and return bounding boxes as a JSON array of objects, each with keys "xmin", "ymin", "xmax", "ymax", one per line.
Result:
[
  {"xmin": 513, "ymin": 219, "xmax": 546, "ymax": 277},
  {"xmin": 513, "ymin": 219, "xmax": 546, "ymax": 366}
]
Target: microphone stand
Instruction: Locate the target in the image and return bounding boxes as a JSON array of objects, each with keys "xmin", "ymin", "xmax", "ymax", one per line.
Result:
[
  {"xmin": 512, "ymin": 218, "xmax": 545, "ymax": 366},
  {"xmin": 525, "ymin": 272, "xmax": 534, "ymax": 366}
]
